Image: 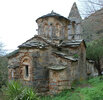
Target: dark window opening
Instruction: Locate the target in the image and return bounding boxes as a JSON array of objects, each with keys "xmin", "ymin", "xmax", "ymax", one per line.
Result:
[
  {"xmin": 57, "ymin": 47, "xmax": 62, "ymax": 51},
  {"xmin": 50, "ymin": 23, "xmax": 52, "ymax": 26},
  {"xmin": 25, "ymin": 65, "xmax": 29, "ymax": 77},
  {"xmin": 72, "ymin": 21, "xmax": 75, "ymax": 34},
  {"xmin": 60, "ymin": 40, "xmax": 63, "ymax": 43}
]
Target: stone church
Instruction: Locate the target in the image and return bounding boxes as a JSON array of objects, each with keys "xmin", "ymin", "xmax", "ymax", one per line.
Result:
[{"xmin": 7, "ymin": 3, "xmax": 95, "ymax": 94}]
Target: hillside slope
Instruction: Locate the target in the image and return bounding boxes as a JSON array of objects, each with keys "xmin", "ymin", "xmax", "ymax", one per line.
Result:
[{"xmin": 82, "ymin": 8, "xmax": 103, "ymax": 42}]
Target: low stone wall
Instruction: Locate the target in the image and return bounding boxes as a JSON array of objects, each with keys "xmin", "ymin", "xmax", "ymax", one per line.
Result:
[{"xmin": 49, "ymin": 80, "xmax": 71, "ymax": 94}]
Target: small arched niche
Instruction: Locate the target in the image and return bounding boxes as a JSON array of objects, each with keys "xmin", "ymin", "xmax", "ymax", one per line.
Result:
[
  {"xmin": 43, "ymin": 22, "xmax": 49, "ymax": 37},
  {"xmin": 55, "ymin": 23, "xmax": 61, "ymax": 37},
  {"xmin": 72, "ymin": 21, "xmax": 76, "ymax": 34}
]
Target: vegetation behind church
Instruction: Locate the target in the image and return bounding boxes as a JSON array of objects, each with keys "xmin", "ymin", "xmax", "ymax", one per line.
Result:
[
  {"xmin": 0, "ymin": 43, "xmax": 8, "ymax": 89},
  {"xmin": 82, "ymin": 6, "xmax": 103, "ymax": 75}
]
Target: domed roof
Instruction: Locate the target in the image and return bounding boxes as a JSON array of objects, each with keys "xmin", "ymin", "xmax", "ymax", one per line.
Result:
[{"xmin": 36, "ymin": 10, "xmax": 69, "ymax": 22}]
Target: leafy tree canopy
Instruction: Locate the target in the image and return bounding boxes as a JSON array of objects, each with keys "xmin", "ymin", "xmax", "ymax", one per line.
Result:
[{"xmin": 86, "ymin": 38, "xmax": 103, "ymax": 61}]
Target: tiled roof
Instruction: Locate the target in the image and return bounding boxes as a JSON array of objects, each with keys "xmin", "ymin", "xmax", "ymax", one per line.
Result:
[
  {"xmin": 36, "ymin": 10, "xmax": 69, "ymax": 22},
  {"xmin": 53, "ymin": 51, "xmax": 78, "ymax": 62},
  {"xmin": 59, "ymin": 40, "xmax": 84, "ymax": 47},
  {"xmin": 18, "ymin": 36, "xmax": 49, "ymax": 48},
  {"xmin": 19, "ymin": 41, "xmax": 48, "ymax": 48},
  {"xmin": 7, "ymin": 49, "xmax": 19, "ymax": 58},
  {"xmin": 19, "ymin": 36, "xmax": 85, "ymax": 48}
]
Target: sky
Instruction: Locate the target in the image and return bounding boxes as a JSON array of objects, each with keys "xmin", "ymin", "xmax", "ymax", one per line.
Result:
[{"xmin": 0, "ymin": 0, "xmax": 79, "ymax": 53}]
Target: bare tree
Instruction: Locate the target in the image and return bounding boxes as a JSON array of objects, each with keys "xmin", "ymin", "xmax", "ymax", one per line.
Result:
[
  {"xmin": 0, "ymin": 42, "xmax": 4, "ymax": 56},
  {"xmin": 0, "ymin": 42, "xmax": 7, "ymax": 56},
  {"xmin": 78, "ymin": 0, "xmax": 103, "ymax": 17}
]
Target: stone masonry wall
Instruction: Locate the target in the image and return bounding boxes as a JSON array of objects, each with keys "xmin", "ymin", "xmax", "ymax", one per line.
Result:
[{"xmin": 37, "ymin": 17, "xmax": 69, "ymax": 40}]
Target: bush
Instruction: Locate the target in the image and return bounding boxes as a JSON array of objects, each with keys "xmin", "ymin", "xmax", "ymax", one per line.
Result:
[{"xmin": 3, "ymin": 81, "xmax": 39, "ymax": 100}]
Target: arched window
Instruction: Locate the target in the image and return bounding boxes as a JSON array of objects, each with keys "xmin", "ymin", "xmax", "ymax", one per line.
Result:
[
  {"xmin": 21, "ymin": 56, "xmax": 32, "ymax": 80},
  {"xmin": 38, "ymin": 25, "xmax": 42, "ymax": 35},
  {"xmin": 49, "ymin": 23, "xmax": 53, "ymax": 38},
  {"xmin": 25, "ymin": 65, "xmax": 29, "ymax": 77}
]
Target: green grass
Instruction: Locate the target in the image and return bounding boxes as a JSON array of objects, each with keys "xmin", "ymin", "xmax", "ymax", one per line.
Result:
[
  {"xmin": 1, "ymin": 76, "xmax": 103, "ymax": 100},
  {"xmin": 41, "ymin": 76, "xmax": 103, "ymax": 100}
]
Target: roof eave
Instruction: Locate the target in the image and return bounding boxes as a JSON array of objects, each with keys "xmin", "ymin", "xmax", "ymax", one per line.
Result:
[{"xmin": 36, "ymin": 16, "xmax": 70, "ymax": 23}]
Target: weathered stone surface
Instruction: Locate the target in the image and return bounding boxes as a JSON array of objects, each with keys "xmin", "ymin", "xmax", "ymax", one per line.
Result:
[{"xmin": 86, "ymin": 60, "xmax": 96, "ymax": 76}]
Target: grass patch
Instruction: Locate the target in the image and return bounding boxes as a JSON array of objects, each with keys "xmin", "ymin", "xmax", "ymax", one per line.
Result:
[{"xmin": 41, "ymin": 76, "xmax": 103, "ymax": 100}]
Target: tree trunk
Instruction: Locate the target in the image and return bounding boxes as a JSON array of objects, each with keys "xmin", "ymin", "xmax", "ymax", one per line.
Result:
[{"xmin": 95, "ymin": 59, "xmax": 102, "ymax": 76}]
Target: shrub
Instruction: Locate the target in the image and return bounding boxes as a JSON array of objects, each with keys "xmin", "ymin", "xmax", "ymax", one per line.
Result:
[
  {"xmin": 4, "ymin": 81, "xmax": 39, "ymax": 100},
  {"xmin": 73, "ymin": 54, "xmax": 78, "ymax": 58}
]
